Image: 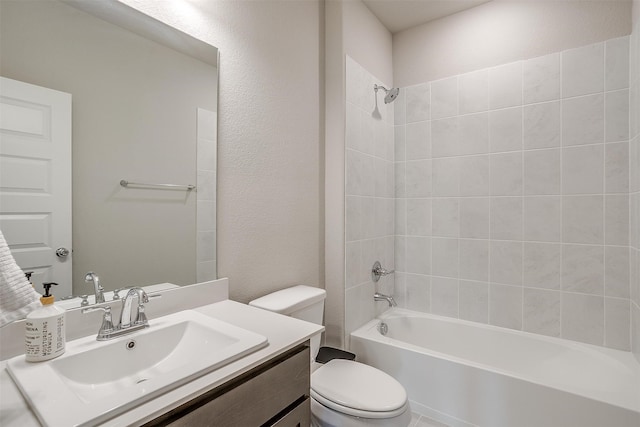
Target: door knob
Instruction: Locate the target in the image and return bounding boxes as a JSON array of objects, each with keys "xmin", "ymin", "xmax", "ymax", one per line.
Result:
[{"xmin": 55, "ymin": 247, "xmax": 70, "ymax": 258}]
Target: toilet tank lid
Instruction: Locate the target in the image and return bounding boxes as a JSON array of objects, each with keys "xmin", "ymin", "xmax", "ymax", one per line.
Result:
[{"xmin": 249, "ymin": 285, "xmax": 326, "ymax": 315}]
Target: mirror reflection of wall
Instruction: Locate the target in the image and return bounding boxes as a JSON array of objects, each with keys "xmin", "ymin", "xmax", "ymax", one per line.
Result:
[{"xmin": 0, "ymin": 0, "xmax": 218, "ymax": 297}]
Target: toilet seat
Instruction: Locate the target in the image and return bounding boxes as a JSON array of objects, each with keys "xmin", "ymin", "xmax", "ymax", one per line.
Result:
[
  {"xmin": 310, "ymin": 389, "xmax": 410, "ymax": 419},
  {"xmin": 310, "ymin": 359, "xmax": 408, "ymax": 419}
]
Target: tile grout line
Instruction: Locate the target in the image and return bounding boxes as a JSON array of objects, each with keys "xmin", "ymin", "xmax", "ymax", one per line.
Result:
[
  {"xmin": 603, "ymin": 41, "xmax": 608, "ymax": 348},
  {"xmin": 487, "ymin": 69, "xmax": 493, "ymax": 326},
  {"xmin": 455, "ymin": 75, "xmax": 461, "ymax": 320},
  {"xmin": 521, "ymin": 59, "xmax": 525, "ymax": 332},
  {"xmin": 559, "ymin": 49, "xmax": 565, "ymax": 341}
]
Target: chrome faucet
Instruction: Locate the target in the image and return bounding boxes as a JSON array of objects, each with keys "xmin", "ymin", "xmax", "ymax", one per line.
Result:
[
  {"xmin": 82, "ymin": 287, "xmax": 159, "ymax": 341},
  {"xmin": 120, "ymin": 287, "xmax": 149, "ymax": 329},
  {"xmin": 84, "ymin": 271, "xmax": 105, "ymax": 304},
  {"xmin": 374, "ymin": 292, "xmax": 397, "ymax": 307}
]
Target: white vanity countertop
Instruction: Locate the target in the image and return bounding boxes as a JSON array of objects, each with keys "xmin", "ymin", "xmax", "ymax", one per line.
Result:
[{"xmin": 0, "ymin": 299, "xmax": 323, "ymax": 427}]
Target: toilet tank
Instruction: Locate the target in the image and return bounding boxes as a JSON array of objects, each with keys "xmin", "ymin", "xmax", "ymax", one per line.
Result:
[
  {"xmin": 249, "ymin": 285, "xmax": 326, "ymax": 324},
  {"xmin": 249, "ymin": 285, "xmax": 326, "ymax": 358}
]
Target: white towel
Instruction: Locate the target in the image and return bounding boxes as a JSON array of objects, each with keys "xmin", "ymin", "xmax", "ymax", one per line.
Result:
[{"xmin": 0, "ymin": 229, "xmax": 42, "ymax": 327}]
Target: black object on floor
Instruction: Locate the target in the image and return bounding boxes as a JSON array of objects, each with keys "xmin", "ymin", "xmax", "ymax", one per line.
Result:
[{"xmin": 315, "ymin": 346, "xmax": 356, "ymax": 364}]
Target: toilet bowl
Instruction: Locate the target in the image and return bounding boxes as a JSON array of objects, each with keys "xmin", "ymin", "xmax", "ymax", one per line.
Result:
[
  {"xmin": 310, "ymin": 359, "xmax": 411, "ymax": 426},
  {"xmin": 249, "ymin": 285, "xmax": 411, "ymax": 427}
]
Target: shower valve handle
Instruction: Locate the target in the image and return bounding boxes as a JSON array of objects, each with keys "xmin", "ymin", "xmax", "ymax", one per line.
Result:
[{"xmin": 372, "ymin": 261, "xmax": 395, "ymax": 282}]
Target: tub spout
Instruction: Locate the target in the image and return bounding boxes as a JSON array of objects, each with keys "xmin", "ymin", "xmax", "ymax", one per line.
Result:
[{"xmin": 374, "ymin": 292, "xmax": 397, "ymax": 307}]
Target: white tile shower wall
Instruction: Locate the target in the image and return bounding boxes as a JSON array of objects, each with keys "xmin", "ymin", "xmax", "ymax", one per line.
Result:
[
  {"xmin": 197, "ymin": 108, "xmax": 217, "ymax": 282},
  {"xmin": 630, "ymin": 20, "xmax": 640, "ymax": 362},
  {"xmin": 345, "ymin": 56, "xmax": 395, "ymax": 343},
  {"xmin": 395, "ymin": 37, "xmax": 632, "ymax": 350}
]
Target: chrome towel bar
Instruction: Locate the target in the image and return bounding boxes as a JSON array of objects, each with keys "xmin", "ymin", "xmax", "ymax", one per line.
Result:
[{"xmin": 119, "ymin": 180, "xmax": 195, "ymax": 190}]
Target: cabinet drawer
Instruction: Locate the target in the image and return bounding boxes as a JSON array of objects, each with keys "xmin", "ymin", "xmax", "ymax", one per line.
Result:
[
  {"xmin": 149, "ymin": 344, "xmax": 310, "ymax": 427},
  {"xmin": 271, "ymin": 397, "xmax": 310, "ymax": 427}
]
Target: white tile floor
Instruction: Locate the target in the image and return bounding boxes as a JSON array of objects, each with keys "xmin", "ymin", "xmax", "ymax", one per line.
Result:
[{"xmin": 410, "ymin": 412, "xmax": 450, "ymax": 427}]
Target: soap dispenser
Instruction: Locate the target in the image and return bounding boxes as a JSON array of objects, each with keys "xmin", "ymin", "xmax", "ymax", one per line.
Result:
[{"xmin": 25, "ymin": 282, "xmax": 66, "ymax": 362}]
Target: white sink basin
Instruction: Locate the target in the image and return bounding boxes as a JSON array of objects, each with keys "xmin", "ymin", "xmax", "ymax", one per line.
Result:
[{"xmin": 7, "ymin": 309, "xmax": 268, "ymax": 426}]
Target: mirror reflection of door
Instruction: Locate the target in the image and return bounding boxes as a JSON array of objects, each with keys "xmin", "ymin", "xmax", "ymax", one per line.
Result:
[{"xmin": 0, "ymin": 76, "xmax": 72, "ymax": 297}]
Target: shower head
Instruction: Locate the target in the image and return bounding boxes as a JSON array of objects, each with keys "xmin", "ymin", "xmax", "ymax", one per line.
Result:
[{"xmin": 374, "ymin": 84, "xmax": 400, "ymax": 104}]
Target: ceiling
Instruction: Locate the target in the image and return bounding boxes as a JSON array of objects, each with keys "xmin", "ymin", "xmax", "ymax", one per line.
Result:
[{"xmin": 362, "ymin": 0, "xmax": 493, "ymax": 33}]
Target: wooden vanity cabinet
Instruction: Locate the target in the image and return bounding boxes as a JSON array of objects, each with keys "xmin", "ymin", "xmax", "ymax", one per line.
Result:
[{"xmin": 144, "ymin": 342, "xmax": 311, "ymax": 427}]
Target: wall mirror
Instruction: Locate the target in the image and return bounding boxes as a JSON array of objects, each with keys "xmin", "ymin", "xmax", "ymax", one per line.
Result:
[{"xmin": 0, "ymin": 0, "xmax": 218, "ymax": 310}]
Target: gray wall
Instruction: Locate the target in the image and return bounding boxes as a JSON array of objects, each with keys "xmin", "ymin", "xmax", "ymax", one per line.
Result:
[
  {"xmin": 393, "ymin": 0, "xmax": 633, "ymax": 86},
  {"xmin": 121, "ymin": 0, "xmax": 324, "ymax": 304}
]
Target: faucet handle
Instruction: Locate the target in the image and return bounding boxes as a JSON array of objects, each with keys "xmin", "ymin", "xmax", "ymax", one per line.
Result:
[
  {"xmin": 372, "ymin": 261, "xmax": 395, "ymax": 282},
  {"xmin": 80, "ymin": 295, "xmax": 90, "ymax": 306},
  {"xmin": 82, "ymin": 305, "xmax": 115, "ymax": 339},
  {"xmin": 112, "ymin": 288, "xmax": 123, "ymax": 300},
  {"xmin": 134, "ymin": 293, "xmax": 161, "ymax": 324},
  {"xmin": 82, "ymin": 305, "xmax": 108, "ymax": 314}
]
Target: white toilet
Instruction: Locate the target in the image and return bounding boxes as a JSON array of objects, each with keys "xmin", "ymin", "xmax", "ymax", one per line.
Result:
[{"xmin": 249, "ymin": 285, "xmax": 412, "ymax": 427}]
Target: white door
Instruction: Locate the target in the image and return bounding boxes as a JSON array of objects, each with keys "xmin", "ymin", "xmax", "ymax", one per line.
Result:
[{"xmin": 0, "ymin": 77, "xmax": 72, "ymax": 298}]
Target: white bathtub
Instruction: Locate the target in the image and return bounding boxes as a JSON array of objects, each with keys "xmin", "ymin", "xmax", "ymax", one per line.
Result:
[{"xmin": 350, "ymin": 308, "xmax": 640, "ymax": 427}]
